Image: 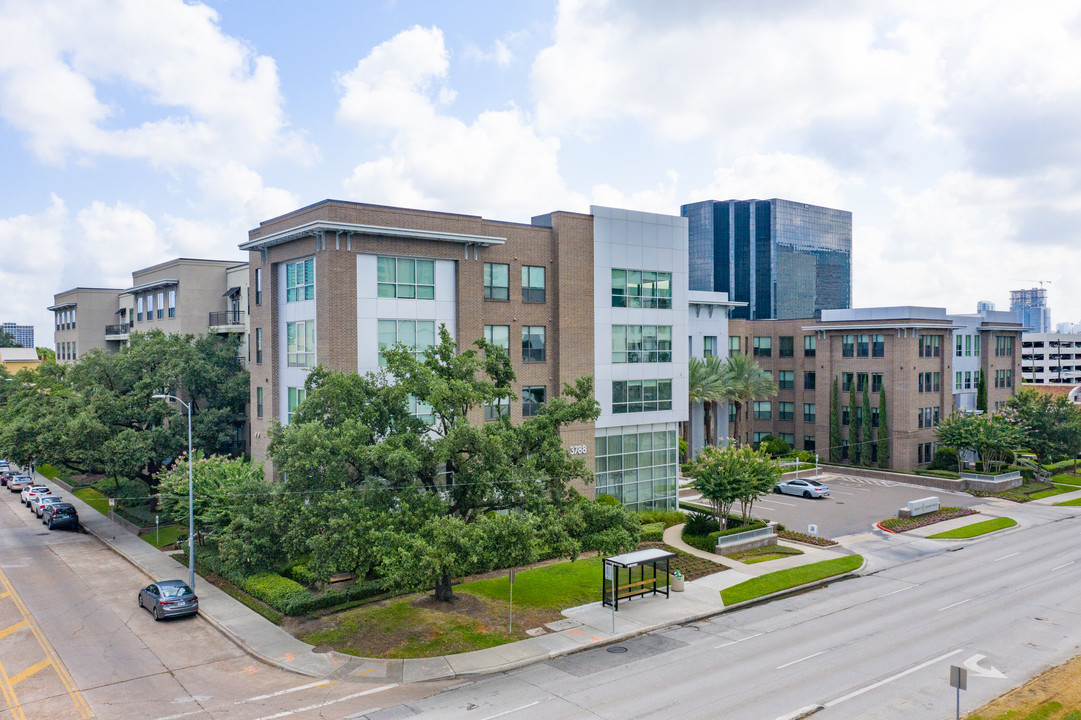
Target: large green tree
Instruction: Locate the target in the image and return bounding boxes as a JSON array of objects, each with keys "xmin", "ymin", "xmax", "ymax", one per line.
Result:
[
  {"xmin": 0, "ymin": 329, "xmax": 19, "ymax": 348},
  {"xmin": 847, "ymin": 378, "xmax": 858, "ymax": 463},
  {"xmin": 688, "ymin": 443, "xmax": 778, "ymax": 529},
  {"xmin": 935, "ymin": 411, "xmax": 979, "ymax": 472},
  {"xmin": 720, "ymin": 353, "xmax": 778, "ymax": 445},
  {"xmin": 976, "ymin": 372, "xmax": 988, "ymax": 413},
  {"xmin": 1003, "ymin": 389, "xmax": 1081, "ymax": 464},
  {"xmin": 688, "ymin": 355, "xmax": 726, "ymax": 448}
]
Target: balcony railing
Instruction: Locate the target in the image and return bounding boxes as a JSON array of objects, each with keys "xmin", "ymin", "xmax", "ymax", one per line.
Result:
[
  {"xmin": 209, "ymin": 311, "xmax": 243, "ymax": 326},
  {"xmin": 105, "ymin": 322, "xmax": 133, "ymax": 336}
]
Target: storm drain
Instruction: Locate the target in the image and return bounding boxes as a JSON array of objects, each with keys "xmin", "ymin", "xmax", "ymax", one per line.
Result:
[
  {"xmin": 606, "ymin": 646, "xmax": 628, "ymax": 654},
  {"xmin": 548, "ymin": 633, "xmax": 686, "ymax": 676}
]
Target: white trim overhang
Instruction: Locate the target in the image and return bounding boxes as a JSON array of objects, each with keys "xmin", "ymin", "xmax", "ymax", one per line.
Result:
[
  {"xmin": 239, "ymin": 221, "xmax": 507, "ymax": 260},
  {"xmin": 124, "ymin": 278, "xmax": 179, "ymax": 295},
  {"xmin": 47, "ymin": 302, "xmax": 77, "ymax": 311}
]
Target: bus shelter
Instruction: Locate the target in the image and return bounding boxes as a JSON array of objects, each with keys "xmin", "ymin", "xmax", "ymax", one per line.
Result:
[{"xmin": 602, "ymin": 548, "xmax": 676, "ymax": 611}]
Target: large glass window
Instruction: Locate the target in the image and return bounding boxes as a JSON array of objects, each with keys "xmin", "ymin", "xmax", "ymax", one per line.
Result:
[
  {"xmin": 753, "ymin": 401, "xmax": 772, "ymax": 420},
  {"xmin": 255, "ymin": 327, "xmax": 263, "ymax": 364},
  {"xmin": 996, "ymin": 335, "xmax": 1014, "ymax": 356},
  {"xmin": 484, "ymin": 397, "xmax": 509, "ymax": 420},
  {"xmin": 872, "ymin": 334, "xmax": 885, "ymax": 357},
  {"xmin": 522, "ymin": 386, "xmax": 546, "ymax": 417},
  {"xmin": 522, "ymin": 326, "xmax": 546, "ymax": 362},
  {"xmin": 286, "ymin": 258, "xmax": 315, "ymax": 302},
  {"xmin": 612, "ymin": 325, "xmax": 672, "ymax": 363},
  {"xmin": 804, "ymin": 335, "xmax": 816, "ymax": 356},
  {"xmin": 612, "ymin": 379, "xmax": 673, "ymax": 414},
  {"xmin": 778, "ymin": 402, "xmax": 794, "ymax": 420},
  {"xmin": 483, "ymin": 262, "xmax": 509, "ymax": 301},
  {"xmin": 594, "ymin": 425, "xmax": 679, "ymax": 511},
  {"xmin": 611, "ymin": 269, "xmax": 672, "ymax": 309},
  {"xmin": 778, "ymin": 370, "xmax": 794, "ymax": 389},
  {"xmin": 378, "ymin": 320, "xmax": 436, "ymax": 367},
  {"xmin": 167, "ymin": 290, "xmax": 176, "ymax": 318},
  {"xmin": 286, "ymin": 321, "xmax": 316, "ymax": 368},
  {"xmin": 378, "ymin": 257, "xmax": 434, "ymax": 300},
  {"xmin": 483, "ymin": 325, "xmax": 510, "ymax": 351},
  {"xmin": 753, "ymin": 336, "xmax": 772, "ymax": 357},
  {"xmin": 779, "ymin": 336, "xmax": 794, "ymax": 357},
  {"xmin": 522, "ymin": 266, "xmax": 546, "ymax": 303},
  {"xmin": 407, "ymin": 395, "xmax": 435, "ymax": 425},
  {"xmin": 287, "ymin": 386, "xmax": 307, "ymax": 423},
  {"xmin": 919, "ymin": 335, "xmax": 942, "ymax": 358}
]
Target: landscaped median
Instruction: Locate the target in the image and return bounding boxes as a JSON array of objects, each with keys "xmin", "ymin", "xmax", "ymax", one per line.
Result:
[
  {"xmin": 720, "ymin": 555, "xmax": 863, "ymax": 606},
  {"xmin": 877, "ymin": 507, "xmax": 979, "ymax": 533},
  {"xmin": 927, "ymin": 517, "xmax": 1017, "ymax": 539}
]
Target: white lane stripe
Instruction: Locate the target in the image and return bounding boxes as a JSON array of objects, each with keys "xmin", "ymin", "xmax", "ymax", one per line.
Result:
[
  {"xmin": 880, "ymin": 585, "xmax": 914, "ymax": 598},
  {"xmin": 250, "ymin": 683, "xmax": 398, "ymax": 720},
  {"xmin": 1051, "ymin": 561, "xmax": 1075, "ymax": 571},
  {"xmin": 482, "ymin": 700, "xmax": 542, "ymax": 719},
  {"xmin": 238, "ymin": 679, "xmax": 336, "ymax": 704},
  {"xmin": 777, "ymin": 650, "xmax": 825, "ymax": 669},
  {"xmin": 759, "ymin": 500, "xmax": 798, "ymax": 507},
  {"xmin": 823, "ymin": 649, "xmax": 963, "ymax": 708},
  {"xmin": 715, "ymin": 632, "xmax": 764, "ymax": 649},
  {"xmin": 149, "ymin": 710, "xmax": 205, "ymax": 720},
  {"xmin": 994, "ymin": 552, "xmax": 1020, "ymax": 562},
  {"xmin": 939, "ymin": 598, "xmax": 972, "ymax": 612}
]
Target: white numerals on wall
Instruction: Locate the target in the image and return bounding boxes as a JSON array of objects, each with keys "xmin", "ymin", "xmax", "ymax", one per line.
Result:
[{"xmin": 568, "ymin": 444, "xmax": 588, "ymax": 455}]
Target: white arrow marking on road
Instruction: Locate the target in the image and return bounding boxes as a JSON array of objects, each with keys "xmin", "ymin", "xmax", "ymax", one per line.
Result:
[{"xmin": 964, "ymin": 654, "xmax": 1006, "ymax": 679}]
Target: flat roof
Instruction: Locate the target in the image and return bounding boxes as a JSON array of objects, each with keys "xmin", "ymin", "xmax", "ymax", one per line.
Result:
[
  {"xmin": 605, "ymin": 548, "xmax": 676, "ymax": 567},
  {"xmin": 239, "ymin": 220, "xmax": 508, "ymax": 253}
]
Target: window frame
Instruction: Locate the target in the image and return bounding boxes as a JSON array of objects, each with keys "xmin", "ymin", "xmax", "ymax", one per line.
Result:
[
  {"xmin": 522, "ymin": 265, "xmax": 546, "ymax": 303},
  {"xmin": 286, "ymin": 258, "xmax": 315, "ymax": 303},
  {"xmin": 522, "ymin": 326, "xmax": 546, "ymax": 362},
  {"xmin": 483, "ymin": 262, "xmax": 510, "ymax": 301}
]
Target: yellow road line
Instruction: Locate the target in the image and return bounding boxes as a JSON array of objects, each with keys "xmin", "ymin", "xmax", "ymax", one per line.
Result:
[
  {"xmin": 7, "ymin": 658, "xmax": 50, "ymax": 687},
  {"xmin": 0, "ymin": 620, "xmax": 27, "ymax": 641}
]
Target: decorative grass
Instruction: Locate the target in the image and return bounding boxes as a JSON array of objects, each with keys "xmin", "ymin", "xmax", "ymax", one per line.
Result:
[
  {"xmin": 720, "ymin": 555, "xmax": 863, "ymax": 605},
  {"xmin": 927, "ymin": 517, "xmax": 1017, "ymax": 539},
  {"xmin": 778, "ymin": 530, "xmax": 838, "ymax": 547},
  {"xmin": 73, "ymin": 488, "xmax": 110, "ymax": 515}
]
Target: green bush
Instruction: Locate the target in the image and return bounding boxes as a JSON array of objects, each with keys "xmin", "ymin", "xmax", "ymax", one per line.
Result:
[
  {"xmin": 759, "ymin": 435, "xmax": 792, "ymax": 457},
  {"xmin": 914, "ymin": 469, "xmax": 960, "ymax": 479},
  {"xmin": 684, "ymin": 511, "xmax": 719, "ymax": 535},
  {"xmin": 286, "ymin": 580, "xmax": 386, "ymax": 615},
  {"xmin": 287, "ymin": 564, "xmax": 317, "ymax": 587},
  {"xmin": 595, "ymin": 494, "xmax": 620, "ymax": 506},
  {"xmin": 928, "ymin": 448, "xmax": 957, "ymax": 471},
  {"xmin": 681, "ymin": 532, "xmax": 716, "ymax": 553},
  {"xmin": 242, "ymin": 573, "xmax": 310, "ymax": 614},
  {"xmin": 1043, "ymin": 458, "xmax": 1080, "ymax": 472},
  {"xmin": 635, "ymin": 510, "xmax": 686, "ymax": 528},
  {"xmin": 640, "ymin": 522, "xmax": 666, "ymax": 542}
]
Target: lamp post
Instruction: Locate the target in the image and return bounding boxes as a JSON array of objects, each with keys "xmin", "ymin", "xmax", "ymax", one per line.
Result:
[{"xmin": 152, "ymin": 393, "xmax": 195, "ymax": 590}]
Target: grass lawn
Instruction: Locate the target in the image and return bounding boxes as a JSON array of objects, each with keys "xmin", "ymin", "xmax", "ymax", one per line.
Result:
[
  {"xmin": 1055, "ymin": 497, "xmax": 1081, "ymax": 507},
  {"xmin": 720, "ymin": 555, "xmax": 863, "ymax": 606},
  {"xmin": 73, "ymin": 488, "xmax": 109, "ymax": 515},
  {"xmin": 966, "ymin": 652, "xmax": 1081, "ymax": 720},
  {"xmin": 1052, "ymin": 473, "xmax": 1081, "ymax": 487},
  {"xmin": 1029, "ymin": 484, "xmax": 1078, "ymax": 500},
  {"xmin": 725, "ymin": 545, "xmax": 803, "ymax": 564},
  {"xmin": 927, "ymin": 517, "xmax": 1017, "ymax": 539},
  {"xmin": 461, "ymin": 556, "xmax": 605, "ymax": 610},
  {"xmin": 140, "ymin": 525, "xmax": 186, "ymax": 549},
  {"xmin": 37, "ymin": 463, "xmax": 62, "ymax": 480}
]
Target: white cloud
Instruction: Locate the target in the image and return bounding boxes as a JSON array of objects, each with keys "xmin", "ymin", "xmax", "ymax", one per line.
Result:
[
  {"xmin": 689, "ymin": 153, "xmax": 854, "ymax": 209},
  {"xmin": 75, "ymin": 201, "xmax": 168, "ymax": 286},
  {"xmin": 463, "ymin": 38, "xmax": 515, "ymax": 68}
]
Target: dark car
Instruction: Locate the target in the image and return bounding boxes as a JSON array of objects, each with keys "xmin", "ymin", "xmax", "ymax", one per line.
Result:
[
  {"xmin": 43, "ymin": 503, "xmax": 79, "ymax": 531},
  {"xmin": 138, "ymin": 580, "xmax": 199, "ymax": 620},
  {"xmin": 0, "ymin": 472, "xmax": 15, "ymax": 487}
]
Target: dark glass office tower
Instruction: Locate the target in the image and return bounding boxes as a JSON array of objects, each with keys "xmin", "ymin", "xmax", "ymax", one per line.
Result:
[{"xmin": 682, "ymin": 199, "xmax": 852, "ymax": 319}]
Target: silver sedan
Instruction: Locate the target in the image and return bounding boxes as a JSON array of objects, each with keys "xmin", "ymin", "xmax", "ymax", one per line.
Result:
[{"xmin": 775, "ymin": 478, "xmax": 831, "ymax": 498}]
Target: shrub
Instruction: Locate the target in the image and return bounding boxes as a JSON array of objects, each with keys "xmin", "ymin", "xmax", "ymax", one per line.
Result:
[
  {"xmin": 684, "ymin": 511, "xmax": 720, "ymax": 536},
  {"xmin": 777, "ymin": 530, "xmax": 837, "ymax": 547},
  {"xmin": 760, "ymin": 435, "xmax": 792, "ymax": 457},
  {"xmin": 287, "ymin": 580, "xmax": 386, "ymax": 615},
  {"xmin": 595, "ymin": 494, "xmax": 620, "ymax": 506},
  {"xmin": 681, "ymin": 532, "xmax": 716, "ymax": 553},
  {"xmin": 242, "ymin": 573, "xmax": 310, "ymax": 614},
  {"xmin": 635, "ymin": 510, "xmax": 686, "ymax": 528},
  {"xmin": 879, "ymin": 507, "xmax": 979, "ymax": 532},
  {"xmin": 287, "ymin": 564, "xmax": 317, "ymax": 587},
  {"xmin": 914, "ymin": 469, "xmax": 960, "ymax": 479},
  {"xmin": 928, "ymin": 448, "xmax": 957, "ymax": 471},
  {"xmin": 640, "ymin": 522, "xmax": 665, "ymax": 542}
]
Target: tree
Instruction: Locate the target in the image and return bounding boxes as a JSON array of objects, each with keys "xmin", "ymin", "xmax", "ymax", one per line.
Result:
[
  {"xmin": 976, "ymin": 372, "xmax": 988, "ymax": 413},
  {"xmin": 688, "ymin": 443, "xmax": 778, "ymax": 529},
  {"xmin": 848, "ymin": 379, "xmax": 858, "ymax": 463},
  {"xmin": 829, "ymin": 377, "xmax": 841, "ymax": 463},
  {"xmin": 688, "ymin": 356, "xmax": 726, "ymax": 448},
  {"xmin": 935, "ymin": 411, "xmax": 979, "ymax": 472},
  {"xmin": 1002, "ymin": 389, "xmax": 1081, "ymax": 464},
  {"xmin": 0, "ymin": 330, "xmax": 19, "ymax": 348},
  {"xmin": 720, "ymin": 354, "xmax": 778, "ymax": 445},
  {"xmin": 973, "ymin": 415, "xmax": 1024, "ymax": 474},
  {"xmin": 156, "ymin": 452, "xmax": 267, "ymax": 537},
  {"xmin": 859, "ymin": 385, "xmax": 873, "ymax": 466},
  {"xmin": 877, "ymin": 388, "xmax": 890, "ymax": 468}
]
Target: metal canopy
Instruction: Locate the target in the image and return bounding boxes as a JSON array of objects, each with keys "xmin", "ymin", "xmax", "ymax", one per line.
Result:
[
  {"xmin": 602, "ymin": 548, "xmax": 675, "ymax": 611},
  {"xmin": 606, "ymin": 548, "xmax": 675, "ymax": 568},
  {"xmin": 222, "ymin": 286, "xmax": 241, "ymax": 298}
]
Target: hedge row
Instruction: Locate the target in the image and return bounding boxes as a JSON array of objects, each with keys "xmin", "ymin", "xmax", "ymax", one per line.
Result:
[
  {"xmin": 635, "ymin": 510, "xmax": 686, "ymax": 528},
  {"xmin": 241, "ymin": 573, "xmax": 387, "ymax": 616},
  {"xmin": 640, "ymin": 522, "xmax": 666, "ymax": 542}
]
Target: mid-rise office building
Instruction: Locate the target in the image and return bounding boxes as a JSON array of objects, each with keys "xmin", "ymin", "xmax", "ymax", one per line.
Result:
[
  {"xmin": 242, "ymin": 200, "xmax": 690, "ymax": 511},
  {"xmin": 1021, "ymin": 333, "xmax": 1081, "ymax": 384},
  {"xmin": 681, "ymin": 198, "xmax": 852, "ymax": 320},
  {"xmin": 0, "ymin": 323, "xmax": 34, "ymax": 349},
  {"xmin": 1011, "ymin": 287, "xmax": 1051, "ymax": 333},
  {"xmin": 728, "ymin": 307, "xmax": 1022, "ymax": 472}
]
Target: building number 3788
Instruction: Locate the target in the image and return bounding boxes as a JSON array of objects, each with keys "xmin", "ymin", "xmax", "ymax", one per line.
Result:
[{"xmin": 567, "ymin": 444, "xmax": 588, "ymax": 456}]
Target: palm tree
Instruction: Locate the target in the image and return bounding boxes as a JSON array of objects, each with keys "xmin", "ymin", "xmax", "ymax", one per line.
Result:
[
  {"xmin": 721, "ymin": 353, "xmax": 779, "ymax": 445},
  {"xmin": 688, "ymin": 356, "xmax": 726, "ymax": 448}
]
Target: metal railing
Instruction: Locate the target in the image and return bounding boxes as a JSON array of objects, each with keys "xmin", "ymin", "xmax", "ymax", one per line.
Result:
[
  {"xmin": 208, "ymin": 310, "xmax": 243, "ymax": 326},
  {"xmin": 105, "ymin": 322, "xmax": 132, "ymax": 335},
  {"xmin": 714, "ymin": 522, "xmax": 777, "ymax": 551}
]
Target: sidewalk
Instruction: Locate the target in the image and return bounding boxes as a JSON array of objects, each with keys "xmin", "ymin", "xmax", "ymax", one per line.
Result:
[{"xmin": 30, "ymin": 467, "xmax": 860, "ymax": 684}]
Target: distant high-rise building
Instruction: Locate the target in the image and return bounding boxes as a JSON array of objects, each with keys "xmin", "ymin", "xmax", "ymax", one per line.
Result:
[
  {"xmin": 0, "ymin": 322, "xmax": 33, "ymax": 348},
  {"xmin": 681, "ymin": 198, "xmax": 852, "ymax": 320},
  {"xmin": 976, "ymin": 300, "xmax": 996, "ymax": 313},
  {"xmin": 1055, "ymin": 321, "xmax": 1080, "ymax": 334},
  {"xmin": 1010, "ymin": 288, "xmax": 1051, "ymax": 333}
]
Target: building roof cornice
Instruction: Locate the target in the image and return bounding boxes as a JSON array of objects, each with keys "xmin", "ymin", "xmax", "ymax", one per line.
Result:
[{"xmin": 239, "ymin": 220, "xmax": 507, "ymax": 254}]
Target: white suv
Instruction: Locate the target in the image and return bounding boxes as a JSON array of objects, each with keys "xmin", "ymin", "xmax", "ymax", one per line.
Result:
[{"xmin": 21, "ymin": 485, "xmax": 50, "ymax": 506}]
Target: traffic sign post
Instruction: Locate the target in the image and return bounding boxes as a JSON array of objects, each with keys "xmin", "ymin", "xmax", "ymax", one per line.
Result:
[
  {"xmin": 508, "ymin": 568, "xmax": 516, "ymax": 632},
  {"xmin": 950, "ymin": 665, "xmax": 967, "ymax": 720}
]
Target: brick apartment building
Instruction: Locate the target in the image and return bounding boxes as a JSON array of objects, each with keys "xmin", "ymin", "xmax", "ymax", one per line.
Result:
[
  {"xmin": 241, "ymin": 200, "xmax": 694, "ymax": 511},
  {"xmin": 728, "ymin": 307, "xmax": 1024, "ymax": 471}
]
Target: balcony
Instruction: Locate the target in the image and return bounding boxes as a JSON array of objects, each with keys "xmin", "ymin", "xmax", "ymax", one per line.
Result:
[
  {"xmin": 209, "ymin": 310, "xmax": 245, "ymax": 332},
  {"xmin": 105, "ymin": 322, "xmax": 133, "ymax": 338}
]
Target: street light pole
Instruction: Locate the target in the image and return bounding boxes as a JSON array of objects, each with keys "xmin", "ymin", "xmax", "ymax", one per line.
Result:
[{"xmin": 152, "ymin": 393, "xmax": 195, "ymax": 591}]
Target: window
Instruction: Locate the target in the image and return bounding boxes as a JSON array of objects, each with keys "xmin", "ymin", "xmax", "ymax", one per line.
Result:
[
  {"xmin": 483, "ymin": 262, "xmax": 509, "ymax": 301},
  {"xmin": 872, "ymin": 334, "xmax": 885, "ymax": 357},
  {"xmin": 804, "ymin": 436, "xmax": 816, "ymax": 451},
  {"xmin": 407, "ymin": 395, "xmax": 435, "ymax": 425},
  {"xmin": 611, "ymin": 269, "xmax": 672, "ymax": 309},
  {"xmin": 872, "ymin": 407, "xmax": 879, "ymax": 427},
  {"xmin": 753, "ymin": 432, "xmax": 770, "ymax": 444},
  {"xmin": 779, "ymin": 433, "xmax": 795, "ymax": 446},
  {"xmin": 157, "ymin": 291, "xmax": 164, "ymax": 319},
  {"xmin": 871, "ymin": 373, "xmax": 883, "ymax": 393},
  {"xmin": 842, "ymin": 334, "xmax": 854, "ymax": 357},
  {"xmin": 778, "ymin": 370, "xmax": 794, "ymax": 389},
  {"xmin": 964, "ymin": 371, "xmax": 972, "ymax": 390},
  {"xmin": 956, "ymin": 335, "xmax": 963, "ymax": 357},
  {"xmin": 147, "ymin": 293, "xmax": 154, "ymax": 319},
  {"xmin": 974, "ymin": 334, "xmax": 981, "ymax": 356},
  {"xmin": 593, "ymin": 426, "xmax": 679, "ymax": 511},
  {"xmin": 378, "ymin": 320, "xmax": 435, "ymax": 367},
  {"xmin": 919, "ymin": 371, "xmax": 942, "ymax": 393},
  {"xmin": 287, "ymin": 386, "xmax": 307, "ymax": 423},
  {"xmin": 729, "ymin": 336, "xmax": 741, "ymax": 356},
  {"xmin": 167, "ymin": 290, "xmax": 176, "ymax": 318},
  {"xmin": 256, "ymin": 387, "xmax": 263, "ymax": 418},
  {"xmin": 779, "ymin": 336, "xmax": 794, "ymax": 358},
  {"xmin": 804, "ymin": 371, "xmax": 816, "ymax": 390},
  {"xmin": 522, "ymin": 386, "xmax": 546, "ymax": 417},
  {"xmin": 804, "ymin": 335, "xmax": 816, "ymax": 357},
  {"xmin": 841, "ymin": 440, "xmax": 849, "ymax": 460},
  {"xmin": 855, "ymin": 406, "xmax": 863, "ymax": 426},
  {"xmin": 612, "ymin": 325, "xmax": 672, "ymax": 363},
  {"xmin": 996, "ymin": 335, "xmax": 1014, "ymax": 357},
  {"xmin": 286, "ymin": 258, "xmax": 315, "ymax": 302},
  {"xmin": 842, "ymin": 372, "xmax": 854, "ymax": 392},
  {"xmin": 778, "ymin": 402, "xmax": 794, "ymax": 420},
  {"xmin": 286, "ymin": 321, "xmax": 316, "ymax": 367},
  {"xmin": 918, "ymin": 442, "xmax": 935, "ymax": 464},
  {"xmin": 919, "ymin": 335, "xmax": 942, "ymax": 358},
  {"xmin": 933, "ymin": 406, "xmax": 940, "ymax": 425},
  {"xmin": 857, "ymin": 373, "xmax": 868, "ymax": 392},
  {"xmin": 729, "ymin": 404, "xmax": 736, "ymax": 422},
  {"xmin": 856, "ymin": 334, "xmax": 869, "ymax": 357},
  {"xmin": 753, "ymin": 336, "xmax": 772, "ymax": 357},
  {"xmin": 965, "ymin": 335, "xmax": 972, "ymax": 357},
  {"xmin": 377, "ymin": 257, "xmax": 434, "ymax": 300},
  {"xmin": 955, "ymin": 371, "xmax": 962, "ymax": 391},
  {"xmin": 484, "ymin": 397, "xmax": 509, "ymax": 420},
  {"xmin": 612, "ymin": 379, "xmax": 673, "ymax": 414},
  {"xmin": 804, "ymin": 403, "xmax": 816, "ymax": 423},
  {"xmin": 522, "ymin": 326, "xmax": 546, "ymax": 362},
  {"xmin": 522, "ymin": 265, "xmax": 546, "ymax": 303},
  {"xmin": 255, "ymin": 328, "xmax": 263, "ymax": 364},
  {"xmin": 842, "ymin": 405, "xmax": 850, "ymax": 425},
  {"xmin": 137, "ymin": 297, "xmax": 143, "ymax": 322},
  {"xmin": 483, "ymin": 325, "xmax": 510, "ymax": 352},
  {"xmin": 703, "ymin": 336, "xmax": 717, "ymax": 358},
  {"xmin": 753, "ymin": 401, "xmax": 772, "ymax": 420},
  {"xmin": 255, "ymin": 267, "xmax": 262, "ymax": 305}
]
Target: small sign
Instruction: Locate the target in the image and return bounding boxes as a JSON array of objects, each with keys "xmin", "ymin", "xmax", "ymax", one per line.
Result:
[
  {"xmin": 950, "ymin": 665, "xmax": 968, "ymax": 691},
  {"xmin": 509, "ymin": 569, "xmax": 516, "ymax": 585},
  {"xmin": 808, "ymin": 524, "xmax": 818, "ymax": 536},
  {"xmin": 108, "ymin": 498, "xmax": 116, "ymax": 507},
  {"xmin": 604, "ymin": 562, "xmax": 613, "ymax": 580}
]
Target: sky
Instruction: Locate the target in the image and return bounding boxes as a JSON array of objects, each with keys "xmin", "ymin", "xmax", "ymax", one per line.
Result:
[{"xmin": 2, "ymin": 0, "xmax": 1080, "ymax": 347}]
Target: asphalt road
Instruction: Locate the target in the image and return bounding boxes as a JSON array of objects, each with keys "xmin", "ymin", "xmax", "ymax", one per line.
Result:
[
  {"xmin": 0, "ymin": 483, "xmax": 446, "ymax": 720},
  {"xmin": 384, "ymin": 501, "xmax": 1081, "ymax": 720}
]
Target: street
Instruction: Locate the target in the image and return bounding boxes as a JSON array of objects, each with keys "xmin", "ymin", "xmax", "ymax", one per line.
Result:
[{"xmin": 0, "ymin": 486, "xmax": 447, "ymax": 720}]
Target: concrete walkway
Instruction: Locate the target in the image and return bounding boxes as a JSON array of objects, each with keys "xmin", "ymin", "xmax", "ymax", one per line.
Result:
[
  {"xmin": 1030, "ymin": 485, "xmax": 1081, "ymax": 505},
  {"xmin": 26, "ymin": 466, "xmax": 862, "ymax": 684}
]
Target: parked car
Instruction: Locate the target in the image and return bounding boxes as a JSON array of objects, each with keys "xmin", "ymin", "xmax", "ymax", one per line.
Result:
[
  {"xmin": 138, "ymin": 580, "xmax": 199, "ymax": 620},
  {"xmin": 7, "ymin": 476, "xmax": 33, "ymax": 493},
  {"xmin": 0, "ymin": 472, "xmax": 15, "ymax": 487},
  {"xmin": 43, "ymin": 503, "xmax": 79, "ymax": 531},
  {"xmin": 33, "ymin": 495, "xmax": 63, "ymax": 518},
  {"xmin": 0, "ymin": 460, "xmax": 10, "ymax": 472},
  {"xmin": 21, "ymin": 485, "xmax": 50, "ymax": 506},
  {"xmin": 775, "ymin": 478, "xmax": 831, "ymax": 498}
]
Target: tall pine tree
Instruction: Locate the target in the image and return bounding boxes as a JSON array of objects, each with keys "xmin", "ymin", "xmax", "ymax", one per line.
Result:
[
  {"xmin": 860, "ymin": 385, "xmax": 873, "ymax": 466},
  {"xmin": 877, "ymin": 388, "xmax": 890, "ymax": 468},
  {"xmin": 848, "ymin": 377, "xmax": 858, "ymax": 463},
  {"xmin": 976, "ymin": 371, "xmax": 988, "ymax": 413},
  {"xmin": 830, "ymin": 377, "xmax": 842, "ymax": 463}
]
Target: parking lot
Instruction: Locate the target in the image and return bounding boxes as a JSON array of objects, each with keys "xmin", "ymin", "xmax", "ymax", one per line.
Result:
[{"xmin": 683, "ymin": 471, "xmax": 983, "ymax": 539}]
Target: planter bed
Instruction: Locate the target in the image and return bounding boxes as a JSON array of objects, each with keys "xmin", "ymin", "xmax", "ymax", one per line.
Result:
[{"xmin": 878, "ymin": 506, "xmax": 979, "ymax": 533}]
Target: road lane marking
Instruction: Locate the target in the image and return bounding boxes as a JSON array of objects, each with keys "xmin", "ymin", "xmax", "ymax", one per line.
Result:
[
  {"xmin": 880, "ymin": 586, "xmax": 913, "ymax": 598},
  {"xmin": 149, "ymin": 709, "xmax": 207, "ymax": 720},
  {"xmin": 7, "ymin": 658, "xmax": 50, "ymax": 686},
  {"xmin": 777, "ymin": 650, "xmax": 825, "ymax": 669},
  {"xmin": 1051, "ymin": 561, "xmax": 1075, "ymax": 571},
  {"xmin": 482, "ymin": 700, "xmax": 542, "ymax": 719},
  {"xmin": 939, "ymin": 598, "xmax": 973, "ymax": 612},
  {"xmin": 823, "ymin": 649, "xmax": 963, "ymax": 708},
  {"xmin": 0, "ymin": 620, "xmax": 27, "ymax": 641},
  {"xmin": 238, "ymin": 679, "xmax": 338, "ymax": 704},
  {"xmin": 994, "ymin": 552, "xmax": 1020, "ymax": 562},
  {"xmin": 715, "ymin": 632, "xmax": 763, "ymax": 649},
  {"xmin": 758, "ymin": 500, "xmax": 798, "ymax": 507},
  {"xmin": 249, "ymin": 683, "xmax": 398, "ymax": 720}
]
